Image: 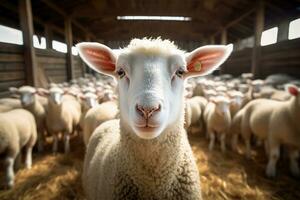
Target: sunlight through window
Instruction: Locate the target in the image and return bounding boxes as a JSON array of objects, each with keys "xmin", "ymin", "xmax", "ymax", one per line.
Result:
[
  {"xmin": 0, "ymin": 24, "xmax": 23, "ymax": 45},
  {"xmin": 33, "ymin": 35, "xmax": 46, "ymax": 49},
  {"xmin": 52, "ymin": 40, "xmax": 67, "ymax": 53},
  {"xmin": 260, "ymin": 27, "xmax": 278, "ymax": 46},
  {"xmin": 288, "ymin": 18, "xmax": 300, "ymax": 40}
]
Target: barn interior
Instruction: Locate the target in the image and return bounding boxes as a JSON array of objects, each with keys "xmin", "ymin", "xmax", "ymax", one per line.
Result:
[{"xmin": 0, "ymin": 0, "xmax": 300, "ymax": 199}]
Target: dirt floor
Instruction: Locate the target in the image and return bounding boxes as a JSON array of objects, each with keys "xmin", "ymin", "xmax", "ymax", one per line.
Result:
[{"xmin": 0, "ymin": 134, "xmax": 300, "ymax": 200}]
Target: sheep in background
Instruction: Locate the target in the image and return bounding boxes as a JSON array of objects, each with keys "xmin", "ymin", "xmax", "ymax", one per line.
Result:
[
  {"xmin": 77, "ymin": 38, "xmax": 232, "ymax": 199},
  {"xmin": 0, "ymin": 97, "xmax": 22, "ymax": 110},
  {"xmin": 265, "ymin": 73, "xmax": 295, "ymax": 87},
  {"xmin": 192, "ymin": 79, "xmax": 206, "ymax": 96},
  {"xmin": 0, "ymin": 109, "xmax": 37, "ymax": 188},
  {"xmin": 39, "ymin": 87, "xmax": 81, "ymax": 154},
  {"xmin": 227, "ymin": 90, "xmax": 244, "ymax": 117},
  {"xmin": 204, "ymin": 96, "xmax": 231, "ymax": 152},
  {"xmin": 83, "ymin": 100, "xmax": 119, "ymax": 146},
  {"xmin": 235, "ymin": 84, "xmax": 300, "ymax": 178},
  {"xmin": 9, "ymin": 86, "xmax": 48, "ymax": 152},
  {"xmin": 270, "ymin": 90, "xmax": 291, "ymax": 101},
  {"xmin": 78, "ymin": 92, "xmax": 99, "ymax": 131},
  {"xmin": 185, "ymin": 96, "xmax": 207, "ymax": 134},
  {"xmin": 204, "ymin": 89, "xmax": 217, "ymax": 100}
]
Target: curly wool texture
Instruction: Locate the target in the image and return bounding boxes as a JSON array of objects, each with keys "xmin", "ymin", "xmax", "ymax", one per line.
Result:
[{"xmin": 83, "ymin": 119, "xmax": 202, "ymax": 200}]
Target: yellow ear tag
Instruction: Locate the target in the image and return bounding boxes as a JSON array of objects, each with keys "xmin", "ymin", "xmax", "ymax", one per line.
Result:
[{"xmin": 194, "ymin": 62, "xmax": 202, "ymax": 71}]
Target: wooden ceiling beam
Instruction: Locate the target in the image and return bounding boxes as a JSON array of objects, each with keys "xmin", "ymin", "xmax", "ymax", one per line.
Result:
[
  {"xmin": 2, "ymin": 2, "xmax": 82, "ymax": 38},
  {"xmin": 212, "ymin": 7, "xmax": 255, "ymax": 37},
  {"xmin": 40, "ymin": 0, "xmax": 96, "ymax": 39}
]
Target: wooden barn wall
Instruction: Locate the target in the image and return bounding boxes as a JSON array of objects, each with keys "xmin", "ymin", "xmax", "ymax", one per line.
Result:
[
  {"xmin": 74, "ymin": 56, "xmax": 84, "ymax": 79},
  {"xmin": 0, "ymin": 43, "xmax": 26, "ymax": 97},
  {"xmin": 36, "ymin": 49, "xmax": 84, "ymax": 83},
  {"xmin": 259, "ymin": 38, "xmax": 300, "ymax": 78},
  {"xmin": 0, "ymin": 42, "xmax": 84, "ymax": 97},
  {"xmin": 222, "ymin": 38, "xmax": 300, "ymax": 78},
  {"xmin": 36, "ymin": 49, "xmax": 67, "ymax": 83},
  {"xmin": 221, "ymin": 48, "xmax": 252, "ymax": 76}
]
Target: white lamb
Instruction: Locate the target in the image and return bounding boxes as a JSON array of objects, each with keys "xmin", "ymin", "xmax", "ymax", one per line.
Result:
[
  {"xmin": 203, "ymin": 96, "xmax": 231, "ymax": 152},
  {"xmin": 77, "ymin": 38, "xmax": 232, "ymax": 199},
  {"xmin": 78, "ymin": 92, "xmax": 99, "ymax": 130},
  {"xmin": 227, "ymin": 90, "xmax": 244, "ymax": 117},
  {"xmin": 10, "ymin": 86, "xmax": 48, "ymax": 152},
  {"xmin": 185, "ymin": 96, "xmax": 207, "ymax": 134},
  {"xmin": 39, "ymin": 87, "xmax": 81, "ymax": 153},
  {"xmin": 83, "ymin": 100, "xmax": 119, "ymax": 146},
  {"xmin": 0, "ymin": 97, "xmax": 22, "ymax": 110},
  {"xmin": 237, "ymin": 84, "xmax": 300, "ymax": 177},
  {"xmin": 0, "ymin": 109, "xmax": 37, "ymax": 188}
]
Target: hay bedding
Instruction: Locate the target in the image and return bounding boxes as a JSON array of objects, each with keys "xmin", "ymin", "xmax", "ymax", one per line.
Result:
[{"xmin": 0, "ymin": 134, "xmax": 299, "ymax": 200}]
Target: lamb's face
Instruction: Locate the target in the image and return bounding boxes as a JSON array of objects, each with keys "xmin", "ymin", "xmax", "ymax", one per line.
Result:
[
  {"xmin": 77, "ymin": 38, "xmax": 233, "ymax": 139},
  {"xmin": 212, "ymin": 96, "xmax": 231, "ymax": 116},
  {"xmin": 117, "ymin": 53, "xmax": 186, "ymax": 139},
  {"xmin": 49, "ymin": 88, "xmax": 64, "ymax": 105},
  {"xmin": 228, "ymin": 91, "xmax": 244, "ymax": 108},
  {"xmin": 20, "ymin": 91, "xmax": 35, "ymax": 107},
  {"xmin": 83, "ymin": 93, "xmax": 98, "ymax": 108},
  {"xmin": 11, "ymin": 86, "xmax": 37, "ymax": 107}
]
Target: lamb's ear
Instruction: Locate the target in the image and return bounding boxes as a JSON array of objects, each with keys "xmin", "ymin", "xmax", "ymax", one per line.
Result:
[
  {"xmin": 286, "ymin": 84, "xmax": 299, "ymax": 96},
  {"xmin": 184, "ymin": 44, "xmax": 233, "ymax": 78},
  {"xmin": 76, "ymin": 42, "xmax": 117, "ymax": 77}
]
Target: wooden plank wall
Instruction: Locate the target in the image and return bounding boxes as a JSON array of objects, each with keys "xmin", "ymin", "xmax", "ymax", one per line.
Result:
[
  {"xmin": 221, "ymin": 48, "xmax": 252, "ymax": 76},
  {"xmin": 74, "ymin": 56, "xmax": 84, "ymax": 79},
  {"xmin": 222, "ymin": 38, "xmax": 300, "ymax": 78},
  {"xmin": 260, "ymin": 38, "xmax": 300, "ymax": 78},
  {"xmin": 0, "ymin": 42, "xmax": 84, "ymax": 97},
  {"xmin": 36, "ymin": 49, "xmax": 84, "ymax": 83},
  {"xmin": 36, "ymin": 49, "xmax": 67, "ymax": 83},
  {"xmin": 0, "ymin": 43, "xmax": 26, "ymax": 97}
]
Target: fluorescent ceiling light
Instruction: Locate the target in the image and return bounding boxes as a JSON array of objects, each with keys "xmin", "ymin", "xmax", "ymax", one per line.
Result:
[{"xmin": 117, "ymin": 16, "xmax": 191, "ymax": 21}]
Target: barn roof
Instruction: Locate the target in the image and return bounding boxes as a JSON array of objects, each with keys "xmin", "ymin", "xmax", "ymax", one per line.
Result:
[{"xmin": 0, "ymin": 0, "xmax": 299, "ymax": 43}]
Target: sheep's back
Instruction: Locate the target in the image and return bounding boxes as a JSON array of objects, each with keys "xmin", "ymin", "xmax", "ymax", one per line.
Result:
[{"xmin": 83, "ymin": 119, "xmax": 120, "ymax": 199}]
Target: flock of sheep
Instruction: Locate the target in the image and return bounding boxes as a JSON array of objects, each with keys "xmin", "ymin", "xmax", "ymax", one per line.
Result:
[
  {"xmin": 185, "ymin": 72, "xmax": 300, "ymax": 179},
  {"xmin": 0, "ymin": 38, "xmax": 300, "ymax": 199},
  {"xmin": 0, "ymin": 74, "xmax": 118, "ymax": 189}
]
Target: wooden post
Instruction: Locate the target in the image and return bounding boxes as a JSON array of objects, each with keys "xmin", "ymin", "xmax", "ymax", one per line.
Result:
[
  {"xmin": 220, "ymin": 29, "xmax": 227, "ymax": 74},
  {"xmin": 221, "ymin": 29, "xmax": 227, "ymax": 45},
  {"xmin": 19, "ymin": 0, "xmax": 38, "ymax": 86},
  {"xmin": 210, "ymin": 36, "xmax": 215, "ymax": 44},
  {"xmin": 45, "ymin": 25, "xmax": 53, "ymax": 49},
  {"xmin": 277, "ymin": 21, "xmax": 289, "ymax": 42},
  {"xmin": 251, "ymin": 0, "xmax": 264, "ymax": 78},
  {"xmin": 65, "ymin": 17, "xmax": 74, "ymax": 81},
  {"xmin": 84, "ymin": 35, "xmax": 92, "ymax": 74}
]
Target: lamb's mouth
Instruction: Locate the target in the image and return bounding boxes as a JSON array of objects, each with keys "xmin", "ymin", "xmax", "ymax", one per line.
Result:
[{"xmin": 134, "ymin": 123, "xmax": 160, "ymax": 132}]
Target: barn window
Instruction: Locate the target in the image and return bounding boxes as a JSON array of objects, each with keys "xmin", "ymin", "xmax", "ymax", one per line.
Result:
[
  {"xmin": 72, "ymin": 46, "xmax": 78, "ymax": 55},
  {"xmin": 0, "ymin": 24, "xmax": 23, "ymax": 45},
  {"xmin": 33, "ymin": 35, "xmax": 46, "ymax": 49},
  {"xmin": 260, "ymin": 27, "xmax": 278, "ymax": 46},
  {"xmin": 52, "ymin": 40, "xmax": 67, "ymax": 53},
  {"xmin": 288, "ymin": 18, "xmax": 300, "ymax": 40}
]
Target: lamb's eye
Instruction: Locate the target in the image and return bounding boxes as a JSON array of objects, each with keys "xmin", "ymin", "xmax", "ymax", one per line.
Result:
[
  {"xmin": 175, "ymin": 68, "xmax": 185, "ymax": 78},
  {"xmin": 117, "ymin": 68, "xmax": 126, "ymax": 78}
]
